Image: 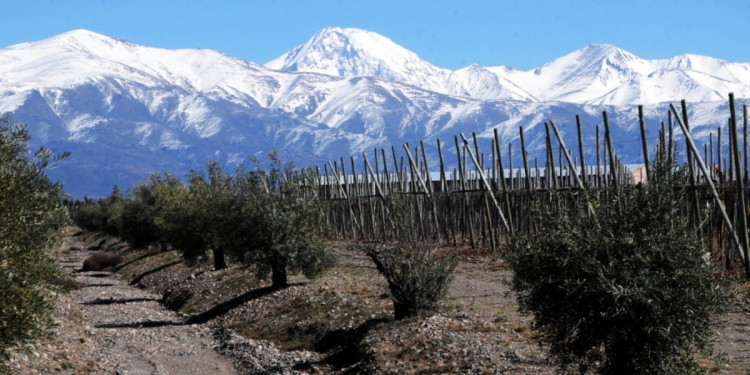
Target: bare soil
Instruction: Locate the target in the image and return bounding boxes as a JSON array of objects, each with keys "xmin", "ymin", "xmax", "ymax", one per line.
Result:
[{"xmin": 8, "ymin": 227, "xmax": 750, "ymax": 374}]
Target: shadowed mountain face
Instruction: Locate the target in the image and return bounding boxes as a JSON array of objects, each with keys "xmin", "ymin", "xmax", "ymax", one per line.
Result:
[{"xmin": 1, "ymin": 28, "xmax": 748, "ymax": 197}]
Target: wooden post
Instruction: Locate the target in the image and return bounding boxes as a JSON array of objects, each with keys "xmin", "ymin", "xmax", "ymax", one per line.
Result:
[
  {"xmin": 602, "ymin": 111, "xmax": 618, "ymax": 190},
  {"xmin": 381, "ymin": 149, "xmax": 391, "ymax": 194},
  {"xmin": 660, "ymin": 121, "xmax": 666, "ymax": 164},
  {"xmin": 576, "ymin": 115, "xmax": 588, "ymax": 187},
  {"xmin": 638, "ymin": 105, "xmax": 651, "ymax": 181},
  {"xmin": 681, "ymin": 100, "xmax": 701, "ymax": 223},
  {"xmin": 596, "ymin": 124, "xmax": 602, "ymax": 189},
  {"xmin": 745, "ymin": 105, "xmax": 748, "ymax": 182},
  {"xmin": 390, "ymin": 146, "xmax": 402, "ymax": 191},
  {"xmin": 460, "ymin": 133, "xmax": 511, "ymax": 233},
  {"xmin": 419, "ymin": 140, "xmax": 434, "ymax": 195},
  {"xmin": 544, "ymin": 122, "xmax": 557, "ymax": 190},
  {"xmin": 437, "ymin": 138, "xmax": 447, "ymax": 193},
  {"xmin": 710, "ymin": 133, "xmax": 715, "ymax": 180},
  {"xmin": 494, "ymin": 128, "xmax": 514, "ymax": 233},
  {"xmin": 670, "ymin": 103, "xmax": 746, "ymax": 266},
  {"xmin": 668, "ymin": 110, "xmax": 674, "ymax": 164},
  {"xmin": 374, "ymin": 148, "xmax": 381, "ymax": 187},
  {"xmin": 718, "ymin": 126, "xmax": 723, "ymax": 181},
  {"xmin": 327, "ymin": 161, "xmax": 363, "ymax": 239},
  {"xmin": 340, "ymin": 157, "xmax": 349, "ymax": 197},
  {"xmin": 519, "ymin": 126, "xmax": 533, "ymax": 191},
  {"xmin": 729, "ymin": 93, "xmax": 750, "ymax": 278},
  {"xmin": 508, "ymin": 142, "xmax": 514, "ymax": 190},
  {"xmin": 549, "ymin": 120, "xmax": 595, "ymax": 216}
]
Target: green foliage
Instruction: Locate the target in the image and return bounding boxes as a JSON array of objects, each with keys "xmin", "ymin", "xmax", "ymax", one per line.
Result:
[
  {"xmin": 73, "ymin": 154, "xmax": 333, "ymax": 280},
  {"xmin": 505, "ymin": 160, "xmax": 729, "ymax": 374},
  {"xmin": 148, "ymin": 173, "xmax": 210, "ymax": 265},
  {"xmin": 72, "ymin": 187, "xmax": 122, "ymax": 236},
  {"xmin": 357, "ymin": 196, "xmax": 457, "ymax": 320},
  {"xmin": 0, "ymin": 117, "xmax": 68, "ymax": 367},
  {"xmin": 230, "ymin": 156, "xmax": 334, "ymax": 288},
  {"xmin": 112, "ymin": 183, "xmax": 162, "ymax": 249}
]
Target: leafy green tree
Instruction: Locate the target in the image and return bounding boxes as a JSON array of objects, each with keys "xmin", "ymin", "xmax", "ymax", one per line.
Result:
[
  {"xmin": 231, "ymin": 157, "xmax": 333, "ymax": 288},
  {"xmin": 0, "ymin": 118, "xmax": 68, "ymax": 368},
  {"xmin": 72, "ymin": 186, "xmax": 123, "ymax": 235},
  {"xmin": 184, "ymin": 161, "xmax": 237, "ymax": 270},
  {"xmin": 113, "ymin": 182, "xmax": 164, "ymax": 250},
  {"xmin": 148, "ymin": 173, "xmax": 210, "ymax": 265},
  {"xmin": 505, "ymin": 159, "xmax": 729, "ymax": 374}
]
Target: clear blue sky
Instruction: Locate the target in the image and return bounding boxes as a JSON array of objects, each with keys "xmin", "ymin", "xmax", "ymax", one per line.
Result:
[{"xmin": 2, "ymin": 0, "xmax": 747, "ymax": 70}]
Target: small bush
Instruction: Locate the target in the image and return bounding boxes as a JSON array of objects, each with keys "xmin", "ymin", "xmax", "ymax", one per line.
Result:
[
  {"xmin": 357, "ymin": 196, "xmax": 457, "ymax": 320},
  {"xmin": 505, "ymin": 160, "xmax": 729, "ymax": 374},
  {"xmin": 81, "ymin": 252, "xmax": 123, "ymax": 271}
]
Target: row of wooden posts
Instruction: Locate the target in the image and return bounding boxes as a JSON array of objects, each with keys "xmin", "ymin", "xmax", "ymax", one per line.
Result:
[{"xmin": 307, "ymin": 94, "xmax": 750, "ymax": 278}]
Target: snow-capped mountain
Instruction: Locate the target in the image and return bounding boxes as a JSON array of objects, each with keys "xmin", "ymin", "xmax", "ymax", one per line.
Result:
[
  {"xmin": 0, "ymin": 28, "xmax": 748, "ymax": 197},
  {"xmin": 268, "ymin": 28, "xmax": 750, "ymax": 105}
]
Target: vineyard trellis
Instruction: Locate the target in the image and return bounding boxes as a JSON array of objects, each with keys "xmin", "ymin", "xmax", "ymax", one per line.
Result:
[{"xmin": 311, "ymin": 95, "xmax": 750, "ymax": 278}]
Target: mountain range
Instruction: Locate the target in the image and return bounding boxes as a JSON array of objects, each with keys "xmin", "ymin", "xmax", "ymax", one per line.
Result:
[{"xmin": 1, "ymin": 26, "xmax": 748, "ymax": 197}]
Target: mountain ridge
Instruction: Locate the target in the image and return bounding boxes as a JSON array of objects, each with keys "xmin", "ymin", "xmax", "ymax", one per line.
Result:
[
  {"xmin": 265, "ymin": 28, "xmax": 750, "ymax": 105},
  {"xmin": 0, "ymin": 28, "xmax": 748, "ymax": 197}
]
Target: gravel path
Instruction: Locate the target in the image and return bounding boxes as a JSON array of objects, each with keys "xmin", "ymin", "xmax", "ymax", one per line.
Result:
[
  {"xmin": 9, "ymin": 230, "xmax": 237, "ymax": 375},
  {"xmin": 10, "ymin": 229, "xmax": 749, "ymax": 374}
]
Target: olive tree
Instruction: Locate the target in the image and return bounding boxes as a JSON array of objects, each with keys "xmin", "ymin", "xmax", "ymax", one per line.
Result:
[
  {"xmin": 505, "ymin": 159, "xmax": 729, "ymax": 374},
  {"xmin": 149, "ymin": 173, "xmax": 210, "ymax": 266},
  {"xmin": 355, "ymin": 196, "xmax": 457, "ymax": 320},
  {"xmin": 0, "ymin": 118, "xmax": 68, "ymax": 368},
  {"xmin": 231, "ymin": 157, "xmax": 333, "ymax": 289}
]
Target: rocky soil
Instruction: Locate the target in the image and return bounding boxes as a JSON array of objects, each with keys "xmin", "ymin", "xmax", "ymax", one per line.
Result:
[{"xmin": 7, "ymin": 227, "xmax": 750, "ymax": 374}]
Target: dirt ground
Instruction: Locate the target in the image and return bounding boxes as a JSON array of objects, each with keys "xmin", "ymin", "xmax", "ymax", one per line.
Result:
[{"xmin": 8, "ymin": 227, "xmax": 750, "ymax": 374}]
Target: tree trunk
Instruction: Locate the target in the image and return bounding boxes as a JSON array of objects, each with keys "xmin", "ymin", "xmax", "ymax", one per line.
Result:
[
  {"xmin": 213, "ymin": 247, "xmax": 227, "ymax": 270},
  {"xmin": 393, "ymin": 302, "xmax": 419, "ymax": 320},
  {"xmin": 271, "ymin": 257, "xmax": 288, "ymax": 289}
]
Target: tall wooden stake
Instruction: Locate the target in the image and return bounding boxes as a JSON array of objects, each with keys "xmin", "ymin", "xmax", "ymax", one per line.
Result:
[
  {"xmin": 729, "ymin": 93, "xmax": 750, "ymax": 278},
  {"xmin": 671, "ymin": 103, "xmax": 746, "ymax": 267},
  {"xmin": 638, "ymin": 105, "xmax": 651, "ymax": 182}
]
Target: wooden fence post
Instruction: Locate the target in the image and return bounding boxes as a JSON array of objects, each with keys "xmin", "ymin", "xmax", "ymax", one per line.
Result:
[
  {"xmin": 671, "ymin": 103, "xmax": 747, "ymax": 268},
  {"xmin": 460, "ymin": 133, "xmax": 511, "ymax": 234},
  {"xmin": 602, "ymin": 111, "xmax": 618, "ymax": 190},
  {"xmin": 638, "ymin": 105, "xmax": 651, "ymax": 182},
  {"xmin": 728, "ymin": 93, "xmax": 750, "ymax": 278}
]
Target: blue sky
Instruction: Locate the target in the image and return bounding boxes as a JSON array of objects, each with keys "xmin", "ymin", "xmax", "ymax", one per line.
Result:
[{"xmin": 2, "ymin": 0, "xmax": 748, "ymax": 70}]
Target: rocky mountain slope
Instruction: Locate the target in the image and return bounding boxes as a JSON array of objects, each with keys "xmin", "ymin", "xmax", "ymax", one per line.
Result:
[{"xmin": 0, "ymin": 27, "xmax": 747, "ymax": 197}]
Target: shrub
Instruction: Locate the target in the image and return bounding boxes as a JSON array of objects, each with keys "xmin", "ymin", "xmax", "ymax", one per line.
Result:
[
  {"xmin": 0, "ymin": 118, "xmax": 68, "ymax": 368},
  {"xmin": 81, "ymin": 252, "xmax": 124, "ymax": 271},
  {"xmin": 356, "ymin": 196, "xmax": 457, "ymax": 320},
  {"xmin": 505, "ymin": 160, "xmax": 729, "ymax": 374}
]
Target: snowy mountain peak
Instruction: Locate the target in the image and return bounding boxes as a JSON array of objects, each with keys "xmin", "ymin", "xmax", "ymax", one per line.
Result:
[
  {"xmin": 548, "ymin": 44, "xmax": 646, "ymax": 74},
  {"xmin": 265, "ymin": 27, "xmax": 448, "ymax": 91},
  {"xmin": 33, "ymin": 29, "xmax": 134, "ymax": 54}
]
